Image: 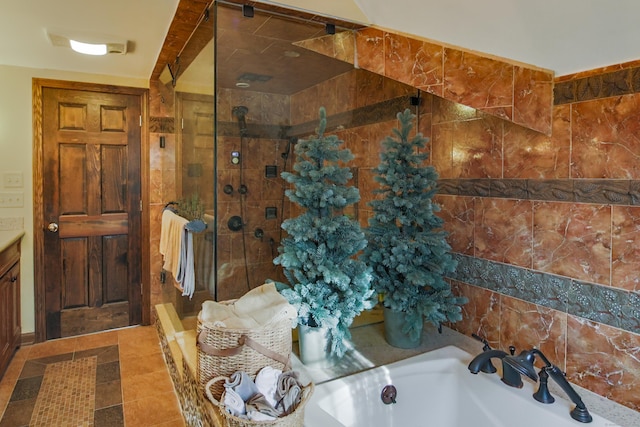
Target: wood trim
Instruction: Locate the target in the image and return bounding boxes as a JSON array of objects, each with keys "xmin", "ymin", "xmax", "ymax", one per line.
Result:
[
  {"xmin": 150, "ymin": 0, "xmax": 213, "ymax": 80},
  {"xmin": 32, "ymin": 78, "xmax": 150, "ymax": 342},
  {"xmin": 21, "ymin": 332, "xmax": 36, "ymax": 346}
]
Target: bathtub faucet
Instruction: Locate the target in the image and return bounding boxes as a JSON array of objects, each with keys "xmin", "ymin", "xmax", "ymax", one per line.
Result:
[
  {"xmin": 467, "ymin": 334, "xmax": 523, "ymax": 388},
  {"xmin": 503, "ymin": 349, "xmax": 593, "ymax": 423}
]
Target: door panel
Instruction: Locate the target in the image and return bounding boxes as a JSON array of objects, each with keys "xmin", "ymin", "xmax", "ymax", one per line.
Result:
[{"xmin": 42, "ymin": 87, "xmax": 142, "ymax": 339}]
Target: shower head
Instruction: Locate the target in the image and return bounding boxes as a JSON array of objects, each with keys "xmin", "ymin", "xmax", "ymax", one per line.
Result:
[
  {"xmin": 232, "ymin": 106, "xmax": 249, "ymax": 135},
  {"xmin": 232, "ymin": 106, "xmax": 248, "ymax": 118}
]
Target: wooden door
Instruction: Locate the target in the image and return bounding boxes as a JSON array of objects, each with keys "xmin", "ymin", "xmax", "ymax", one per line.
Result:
[{"xmin": 41, "ymin": 87, "xmax": 142, "ymax": 339}]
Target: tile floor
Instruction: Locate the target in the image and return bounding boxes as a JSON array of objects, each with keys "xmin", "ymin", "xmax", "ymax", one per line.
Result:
[{"xmin": 0, "ymin": 325, "xmax": 185, "ymax": 427}]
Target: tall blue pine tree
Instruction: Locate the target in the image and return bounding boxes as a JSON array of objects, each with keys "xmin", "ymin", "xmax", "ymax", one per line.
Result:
[
  {"xmin": 362, "ymin": 109, "xmax": 466, "ymax": 340},
  {"xmin": 274, "ymin": 107, "xmax": 375, "ymax": 357}
]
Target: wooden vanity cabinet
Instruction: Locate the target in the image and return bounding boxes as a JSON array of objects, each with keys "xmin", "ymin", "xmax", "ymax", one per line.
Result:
[{"xmin": 0, "ymin": 240, "xmax": 20, "ymax": 378}]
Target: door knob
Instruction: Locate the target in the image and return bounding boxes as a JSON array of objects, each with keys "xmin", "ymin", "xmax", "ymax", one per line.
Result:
[{"xmin": 48, "ymin": 222, "xmax": 59, "ymax": 232}]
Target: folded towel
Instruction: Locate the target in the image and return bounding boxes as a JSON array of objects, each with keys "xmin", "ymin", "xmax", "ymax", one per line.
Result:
[
  {"xmin": 159, "ymin": 209, "xmax": 188, "ymax": 277},
  {"xmin": 223, "ymin": 388, "xmax": 245, "ymax": 417},
  {"xmin": 176, "ymin": 228, "xmax": 195, "ymax": 298},
  {"xmin": 247, "ymin": 411, "xmax": 276, "ymax": 422},
  {"xmin": 246, "ymin": 393, "xmax": 280, "ymax": 418},
  {"xmin": 185, "ymin": 218, "xmax": 207, "ymax": 232},
  {"xmin": 225, "ymin": 371, "xmax": 259, "ymax": 401},
  {"xmin": 232, "ymin": 282, "xmax": 297, "ymax": 327},
  {"xmin": 255, "ymin": 366, "xmax": 282, "ymax": 408},
  {"xmin": 277, "ymin": 384, "xmax": 301, "ymax": 416},
  {"xmin": 276, "ymin": 371, "xmax": 303, "ymax": 415},
  {"xmin": 199, "ymin": 282, "xmax": 296, "ymax": 329},
  {"xmin": 200, "ymin": 301, "xmax": 260, "ymax": 329}
]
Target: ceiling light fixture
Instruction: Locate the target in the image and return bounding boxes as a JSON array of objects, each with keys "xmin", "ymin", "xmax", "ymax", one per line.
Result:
[
  {"xmin": 47, "ymin": 30, "xmax": 128, "ymax": 56},
  {"xmin": 69, "ymin": 40, "xmax": 108, "ymax": 56}
]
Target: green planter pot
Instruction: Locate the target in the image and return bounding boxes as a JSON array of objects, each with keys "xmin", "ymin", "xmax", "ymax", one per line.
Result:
[
  {"xmin": 383, "ymin": 307, "xmax": 422, "ymax": 349},
  {"xmin": 298, "ymin": 324, "xmax": 334, "ymax": 368}
]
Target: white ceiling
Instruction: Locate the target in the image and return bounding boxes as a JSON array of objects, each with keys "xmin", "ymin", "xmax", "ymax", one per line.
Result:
[
  {"xmin": 0, "ymin": 0, "xmax": 638, "ymax": 80},
  {"xmin": 0, "ymin": 0, "xmax": 179, "ymax": 79},
  {"xmin": 352, "ymin": 0, "xmax": 640, "ymax": 76}
]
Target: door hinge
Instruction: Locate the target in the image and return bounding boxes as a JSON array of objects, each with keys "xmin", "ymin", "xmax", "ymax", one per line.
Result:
[
  {"xmin": 139, "ymin": 200, "xmax": 143, "ymax": 211},
  {"xmin": 139, "ymin": 115, "xmax": 142, "ymax": 127},
  {"xmin": 181, "ymin": 118, "xmax": 184, "ymax": 130},
  {"xmin": 141, "ymin": 283, "xmax": 144, "ymax": 295}
]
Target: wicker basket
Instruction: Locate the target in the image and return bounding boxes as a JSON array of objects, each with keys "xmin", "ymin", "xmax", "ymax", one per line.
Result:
[
  {"xmin": 205, "ymin": 376, "xmax": 313, "ymax": 427},
  {"xmin": 197, "ymin": 306, "xmax": 293, "ymax": 400}
]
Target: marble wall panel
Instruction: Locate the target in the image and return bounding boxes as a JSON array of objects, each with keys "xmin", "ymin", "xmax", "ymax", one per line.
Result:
[
  {"xmin": 449, "ymin": 280, "xmax": 500, "ymax": 348},
  {"xmin": 513, "ymin": 67, "xmax": 554, "ymax": 135},
  {"xmin": 443, "ymin": 49, "xmax": 513, "ymax": 115},
  {"xmin": 355, "ymin": 27, "xmax": 385, "ymax": 75},
  {"xmin": 571, "ymin": 94, "xmax": 640, "ymax": 179},
  {"xmin": 384, "ymin": 32, "xmax": 443, "ymax": 89},
  {"xmin": 435, "ymin": 195, "xmax": 475, "ymax": 256},
  {"xmin": 499, "ymin": 296, "xmax": 567, "ymax": 371},
  {"xmin": 612, "ymin": 206, "xmax": 640, "ymax": 292},
  {"xmin": 533, "ymin": 202, "xmax": 611, "ymax": 285},
  {"xmin": 449, "ymin": 118, "xmax": 503, "ymax": 179},
  {"xmin": 474, "ymin": 198, "xmax": 533, "ymax": 268},
  {"xmin": 567, "ymin": 316, "xmax": 640, "ymax": 411},
  {"xmin": 503, "ymin": 104, "xmax": 571, "ymax": 179}
]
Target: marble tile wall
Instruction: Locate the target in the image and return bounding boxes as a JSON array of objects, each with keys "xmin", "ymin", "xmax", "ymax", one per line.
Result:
[
  {"xmin": 215, "ymin": 88, "xmax": 291, "ymax": 301},
  {"xmin": 290, "ymin": 52, "xmax": 640, "ymax": 411},
  {"xmin": 297, "ymin": 28, "xmax": 553, "ymax": 135},
  {"xmin": 429, "ymin": 68, "xmax": 640, "ymax": 410}
]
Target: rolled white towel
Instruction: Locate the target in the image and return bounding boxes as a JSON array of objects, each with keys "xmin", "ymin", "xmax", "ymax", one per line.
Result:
[
  {"xmin": 255, "ymin": 366, "xmax": 282, "ymax": 408},
  {"xmin": 223, "ymin": 388, "xmax": 245, "ymax": 417},
  {"xmin": 247, "ymin": 411, "xmax": 276, "ymax": 422},
  {"xmin": 225, "ymin": 371, "xmax": 259, "ymax": 401}
]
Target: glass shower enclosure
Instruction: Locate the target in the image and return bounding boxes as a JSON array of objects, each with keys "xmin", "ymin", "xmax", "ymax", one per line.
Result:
[{"xmin": 169, "ymin": 1, "xmax": 419, "ymax": 317}]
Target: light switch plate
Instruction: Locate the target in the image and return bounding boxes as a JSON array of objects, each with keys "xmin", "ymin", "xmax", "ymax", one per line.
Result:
[
  {"xmin": 3, "ymin": 172, "xmax": 23, "ymax": 188},
  {"xmin": 0, "ymin": 192, "xmax": 24, "ymax": 207}
]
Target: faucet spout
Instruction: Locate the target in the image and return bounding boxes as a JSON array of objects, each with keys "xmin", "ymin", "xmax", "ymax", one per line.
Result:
[
  {"xmin": 468, "ymin": 349, "xmax": 523, "ymax": 388},
  {"xmin": 468, "ymin": 349, "xmax": 507, "ymax": 374}
]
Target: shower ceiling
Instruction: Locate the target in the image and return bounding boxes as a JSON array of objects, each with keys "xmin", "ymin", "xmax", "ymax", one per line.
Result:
[{"xmin": 180, "ymin": 3, "xmax": 358, "ymax": 95}]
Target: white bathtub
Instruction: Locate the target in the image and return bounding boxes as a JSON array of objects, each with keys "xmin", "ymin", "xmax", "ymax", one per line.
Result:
[{"xmin": 303, "ymin": 345, "xmax": 618, "ymax": 427}]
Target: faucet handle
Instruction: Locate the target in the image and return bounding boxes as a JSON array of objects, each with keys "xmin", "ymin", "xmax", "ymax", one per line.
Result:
[{"xmin": 471, "ymin": 333, "xmax": 493, "ymax": 351}]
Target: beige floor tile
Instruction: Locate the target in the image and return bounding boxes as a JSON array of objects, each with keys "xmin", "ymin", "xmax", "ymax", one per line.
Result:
[
  {"xmin": 123, "ymin": 391, "xmax": 182, "ymax": 427},
  {"xmin": 27, "ymin": 336, "xmax": 78, "ymax": 360},
  {"xmin": 119, "ymin": 351, "xmax": 167, "ymax": 379},
  {"xmin": 121, "ymin": 368, "xmax": 175, "ymax": 402},
  {"xmin": 74, "ymin": 330, "xmax": 119, "ymax": 351}
]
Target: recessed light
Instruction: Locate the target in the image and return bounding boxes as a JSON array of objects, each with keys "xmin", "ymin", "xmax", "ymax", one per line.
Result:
[
  {"xmin": 235, "ymin": 82, "xmax": 250, "ymax": 88},
  {"xmin": 69, "ymin": 40, "xmax": 108, "ymax": 56},
  {"xmin": 284, "ymin": 50, "xmax": 300, "ymax": 58},
  {"xmin": 47, "ymin": 30, "xmax": 128, "ymax": 55}
]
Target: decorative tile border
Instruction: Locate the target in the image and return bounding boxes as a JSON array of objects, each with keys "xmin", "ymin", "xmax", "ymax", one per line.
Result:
[
  {"xmin": 438, "ymin": 178, "xmax": 640, "ymax": 206},
  {"xmin": 554, "ymin": 66, "xmax": 640, "ymax": 104},
  {"xmin": 448, "ymin": 254, "xmax": 639, "ymax": 335}
]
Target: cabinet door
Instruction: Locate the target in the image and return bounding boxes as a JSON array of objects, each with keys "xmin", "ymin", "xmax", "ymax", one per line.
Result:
[
  {"xmin": 0, "ymin": 267, "xmax": 12, "ymax": 375},
  {"xmin": 8, "ymin": 263, "xmax": 20, "ymax": 350}
]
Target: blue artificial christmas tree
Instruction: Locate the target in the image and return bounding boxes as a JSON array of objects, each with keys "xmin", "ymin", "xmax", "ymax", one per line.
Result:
[
  {"xmin": 362, "ymin": 109, "xmax": 466, "ymax": 344},
  {"xmin": 274, "ymin": 107, "xmax": 375, "ymax": 358}
]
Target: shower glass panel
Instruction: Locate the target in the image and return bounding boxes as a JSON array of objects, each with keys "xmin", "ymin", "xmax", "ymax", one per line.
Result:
[{"xmin": 174, "ymin": 1, "xmax": 421, "ymax": 315}]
